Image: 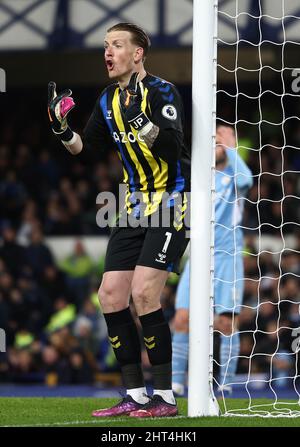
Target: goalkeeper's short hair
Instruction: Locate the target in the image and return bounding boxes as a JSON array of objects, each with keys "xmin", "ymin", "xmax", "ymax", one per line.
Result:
[{"xmin": 107, "ymin": 22, "xmax": 151, "ymax": 61}]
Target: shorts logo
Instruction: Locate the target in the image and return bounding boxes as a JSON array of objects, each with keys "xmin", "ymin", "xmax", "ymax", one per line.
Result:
[
  {"xmin": 144, "ymin": 336, "xmax": 155, "ymax": 349},
  {"xmin": 155, "ymin": 252, "xmax": 166, "ymax": 264},
  {"xmin": 109, "ymin": 335, "xmax": 121, "ymax": 349},
  {"xmin": 106, "ymin": 110, "xmax": 112, "ymax": 119},
  {"xmin": 155, "ymin": 232, "xmax": 172, "ymax": 263},
  {"xmin": 162, "ymin": 104, "xmax": 177, "ymax": 121}
]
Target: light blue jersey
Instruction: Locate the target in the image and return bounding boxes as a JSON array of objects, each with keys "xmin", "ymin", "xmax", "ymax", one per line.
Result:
[
  {"xmin": 215, "ymin": 148, "xmax": 253, "ymax": 255},
  {"xmin": 176, "ymin": 148, "xmax": 253, "ymax": 314},
  {"xmin": 172, "ymin": 148, "xmax": 253, "ymax": 392}
]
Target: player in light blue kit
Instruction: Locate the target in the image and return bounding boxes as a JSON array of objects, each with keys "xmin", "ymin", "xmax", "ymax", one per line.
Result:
[{"xmin": 172, "ymin": 125, "xmax": 253, "ymax": 395}]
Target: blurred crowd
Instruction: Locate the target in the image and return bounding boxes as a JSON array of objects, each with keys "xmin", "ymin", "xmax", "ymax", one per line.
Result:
[
  {"xmin": 228, "ymin": 232, "xmax": 300, "ymax": 388},
  {"xmin": 0, "ymin": 228, "xmax": 108, "ymax": 385},
  {"xmin": 0, "ymin": 144, "xmax": 123, "ymax": 237},
  {"xmin": 0, "ymin": 225, "xmax": 178, "ymax": 386},
  {"xmin": 0, "ymin": 86, "xmax": 300, "ymax": 387}
]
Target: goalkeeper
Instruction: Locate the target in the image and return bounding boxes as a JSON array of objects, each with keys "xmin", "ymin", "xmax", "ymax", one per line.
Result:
[
  {"xmin": 48, "ymin": 22, "xmax": 190, "ymax": 418},
  {"xmin": 172, "ymin": 125, "xmax": 253, "ymax": 396}
]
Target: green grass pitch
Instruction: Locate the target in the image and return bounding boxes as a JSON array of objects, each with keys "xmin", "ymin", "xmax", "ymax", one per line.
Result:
[{"xmin": 1, "ymin": 398, "xmax": 300, "ymax": 427}]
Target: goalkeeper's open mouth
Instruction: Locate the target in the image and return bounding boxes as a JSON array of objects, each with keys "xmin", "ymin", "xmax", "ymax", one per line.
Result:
[{"xmin": 106, "ymin": 60, "xmax": 114, "ymax": 71}]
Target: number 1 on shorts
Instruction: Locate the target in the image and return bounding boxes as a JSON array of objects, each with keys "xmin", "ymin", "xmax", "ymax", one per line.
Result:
[{"xmin": 162, "ymin": 231, "xmax": 172, "ymax": 253}]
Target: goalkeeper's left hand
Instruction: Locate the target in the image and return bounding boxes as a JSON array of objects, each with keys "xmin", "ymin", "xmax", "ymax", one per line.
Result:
[
  {"xmin": 48, "ymin": 81, "xmax": 75, "ymax": 142},
  {"xmin": 120, "ymin": 72, "xmax": 153, "ymax": 134}
]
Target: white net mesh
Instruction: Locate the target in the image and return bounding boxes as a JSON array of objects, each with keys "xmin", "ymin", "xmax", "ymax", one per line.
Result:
[{"xmin": 214, "ymin": 0, "xmax": 300, "ymax": 417}]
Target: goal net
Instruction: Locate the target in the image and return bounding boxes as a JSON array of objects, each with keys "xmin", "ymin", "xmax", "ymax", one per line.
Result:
[{"xmin": 214, "ymin": 0, "xmax": 300, "ymax": 417}]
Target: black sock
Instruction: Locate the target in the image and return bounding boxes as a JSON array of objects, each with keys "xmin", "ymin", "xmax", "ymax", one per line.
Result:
[
  {"xmin": 139, "ymin": 308, "xmax": 172, "ymax": 390},
  {"xmin": 104, "ymin": 307, "xmax": 144, "ymax": 389}
]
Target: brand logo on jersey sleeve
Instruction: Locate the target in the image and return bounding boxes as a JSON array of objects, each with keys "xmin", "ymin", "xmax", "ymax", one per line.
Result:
[{"xmin": 162, "ymin": 104, "xmax": 177, "ymax": 120}]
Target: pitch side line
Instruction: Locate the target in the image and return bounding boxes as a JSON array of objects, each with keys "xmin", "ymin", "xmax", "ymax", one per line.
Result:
[{"xmin": 2, "ymin": 416, "xmax": 186, "ymax": 427}]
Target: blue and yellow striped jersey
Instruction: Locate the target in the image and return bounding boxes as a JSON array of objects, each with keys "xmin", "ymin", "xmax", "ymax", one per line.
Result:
[{"xmin": 83, "ymin": 73, "xmax": 190, "ymax": 217}]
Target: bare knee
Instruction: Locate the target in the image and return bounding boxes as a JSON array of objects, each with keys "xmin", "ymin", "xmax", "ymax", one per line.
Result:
[
  {"xmin": 173, "ymin": 308, "xmax": 189, "ymax": 333},
  {"xmin": 98, "ymin": 276, "xmax": 130, "ymax": 313},
  {"xmin": 131, "ymin": 267, "xmax": 169, "ymax": 316}
]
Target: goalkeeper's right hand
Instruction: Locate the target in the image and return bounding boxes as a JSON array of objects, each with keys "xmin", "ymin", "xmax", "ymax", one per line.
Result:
[{"xmin": 48, "ymin": 81, "xmax": 75, "ymax": 142}]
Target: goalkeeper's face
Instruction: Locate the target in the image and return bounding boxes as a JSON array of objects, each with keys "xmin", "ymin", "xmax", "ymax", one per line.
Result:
[{"xmin": 104, "ymin": 31, "xmax": 142, "ymax": 81}]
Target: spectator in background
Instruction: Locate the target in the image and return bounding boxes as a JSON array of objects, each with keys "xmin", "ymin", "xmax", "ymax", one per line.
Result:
[
  {"xmin": 13, "ymin": 145, "xmax": 40, "ymax": 202},
  {"xmin": 238, "ymin": 333, "xmax": 256, "ymax": 374},
  {"xmin": 42, "ymin": 344, "xmax": 70, "ymax": 385},
  {"xmin": 280, "ymin": 276, "xmax": 300, "ymax": 304},
  {"xmin": 26, "ymin": 226, "xmax": 54, "ymax": 280},
  {"xmin": 45, "ymin": 297, "xmax": 77, "ymax": 335},
  {"xmin": 73, "ymin": 315, "xmax": 99, "ymax": 357},
  {"xmin": 254, "ymin": 320, "xmax": 293, "ymax": 387},
  {"xmin": 37, "ymin": 149, "xmax": 60, "ymax": 190},
  {"xmin": 0, "ymin": 290, "xmax": 9, "ymax": 334},
  {"xmin": 0, "ymin": 170, "xmax": 27, "ymax": 222},
  {"xmin": 0, "ymin": 259, "xmax": 10, "ymax": 334},
  {"xmin": 281, "ymin": 251, "xmax": 300, "ymax": 276},
  {"xmin": 0, "ymin": 225, "xmax": 27, "ymax": 278},
  {"xmin": 287, "ymin": 302, "xmax": 300, "ymax": 326},
  {"xmin": 58, "ymin": 178, "xmax": 84, "ymax": 235},
  {"xmin": 75, "ymin": 295, "xmax": 107, "ymax": 348},
  {"xmin": 67, "ymin": 348, "xmax": 94, "ymax": 384},
  {"xmin": 8, "ymin": 348, "xmax": 36, "ymax": 383},
  {"xmin": 17, "ymin": 200, "xmax": 40, "ymax": 246},
  {"xmin": 44, "ymin": 192, "xmax": 67, "ymax": 235},
  {"xmin": 16, "ymin": 270, "xmax": 52, "ymax": 334},
  {"xmin": 59, "ymin": 240, "xmax": 94, "ymax": 309},
  {"xmin": 39, "ymin": 264, "xmax": 69, "ymax": 304},
  {"xmin": 0, "ymin": 145, "xmax": 10, "ymax": 182},
  {"xmin": 238, "ymin": 306, "xmax": 257, "ymax": 334}
]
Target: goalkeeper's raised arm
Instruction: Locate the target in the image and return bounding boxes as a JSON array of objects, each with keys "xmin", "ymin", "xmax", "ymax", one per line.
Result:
[{"xmin": 47, "ymin": 81, "xmax": 83, "ymax": 155}]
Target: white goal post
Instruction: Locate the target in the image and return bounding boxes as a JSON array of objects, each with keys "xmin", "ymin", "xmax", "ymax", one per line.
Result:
[
  {"xmin": 189, "ymin": 0, "xmax": 219, "ymax": 417},
  {"xmin": 189, "ymin": 0, "xmax": 300, "ymax": 418}
]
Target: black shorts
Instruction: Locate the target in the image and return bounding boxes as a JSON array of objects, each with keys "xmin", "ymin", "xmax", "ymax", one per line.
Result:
[{"xmin": 104, "ymin": 202, "xmax": 190, "ymax": 274}]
